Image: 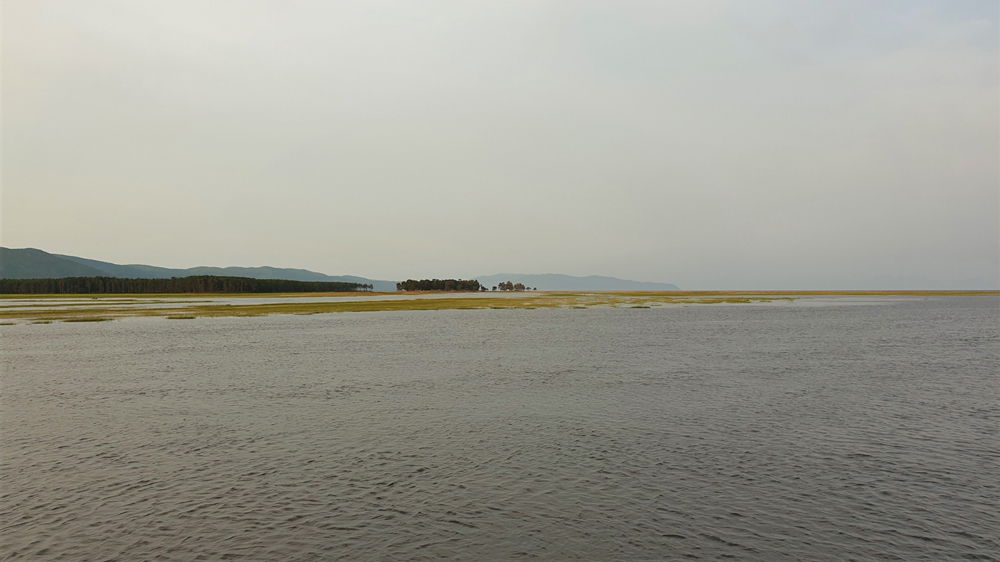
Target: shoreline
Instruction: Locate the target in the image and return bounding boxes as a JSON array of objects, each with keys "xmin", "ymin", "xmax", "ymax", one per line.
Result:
[
  {"xmin": 0, "ymin": 289, "xmax": 995, "ymax": 300},
  {"xmin": 0, "ymin": 291, "xmax": 995, "ymax": 324}
]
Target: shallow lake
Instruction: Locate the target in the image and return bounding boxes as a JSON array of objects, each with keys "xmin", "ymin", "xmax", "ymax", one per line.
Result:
[{"xmin": 1, "ymin": 296, "xmax": 997, "ymax": 560}]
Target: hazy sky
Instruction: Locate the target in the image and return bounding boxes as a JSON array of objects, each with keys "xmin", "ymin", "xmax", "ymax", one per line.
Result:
[{"xmin": 3, "ymin": 0, "xmax": 998, "ymax": 289}]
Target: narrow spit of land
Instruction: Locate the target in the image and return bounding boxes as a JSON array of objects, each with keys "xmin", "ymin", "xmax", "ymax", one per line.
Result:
[{"xmin": 0, "ymin": 291, "xmax": 994, "ymax": 324}]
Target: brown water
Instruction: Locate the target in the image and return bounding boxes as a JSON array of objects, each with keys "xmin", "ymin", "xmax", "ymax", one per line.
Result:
[{"xmin": 1, "ymin": 297, "xmax": 997, "ymax": 560}]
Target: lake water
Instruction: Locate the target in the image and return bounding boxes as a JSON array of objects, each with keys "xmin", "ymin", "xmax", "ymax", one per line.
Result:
[{"xmin": 1, "ymin": 296, "xmax": 997, "ymax": 560}]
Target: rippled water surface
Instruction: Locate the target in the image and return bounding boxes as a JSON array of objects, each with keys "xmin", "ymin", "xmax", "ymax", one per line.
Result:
[{"xmin": 2, "ymin": 296, "xmax": 998, "ymax": 560}]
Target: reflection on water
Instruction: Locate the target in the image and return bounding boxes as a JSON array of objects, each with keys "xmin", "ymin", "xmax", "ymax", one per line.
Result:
[{"xmin": 2, "ymin": 297, "xmax": 997, "ymax": 560}]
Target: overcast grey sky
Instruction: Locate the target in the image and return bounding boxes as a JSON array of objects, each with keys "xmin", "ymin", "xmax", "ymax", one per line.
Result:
[{"xmin": 3, "ymin": 0, "xmax": 998, "ymax": 289}]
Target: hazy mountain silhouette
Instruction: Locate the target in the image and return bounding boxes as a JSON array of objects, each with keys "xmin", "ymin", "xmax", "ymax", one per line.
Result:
[
  {"xmin": 0, "ymin": 247, "xmax": 397, "ymax": 291},
  {"xmin": 476, "ymin": 273, "xmax": 679, "ymax": 291},
  {"xmin": 0, "ymin": 248, "xmax": 108, "ymax": 279},
  {"xmin": 1, "ymin": 248, "xmax": 680, "ymax": 293}
]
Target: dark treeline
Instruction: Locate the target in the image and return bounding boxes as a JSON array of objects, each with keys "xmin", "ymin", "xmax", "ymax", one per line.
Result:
[
  {"xmin": 492, "ymin": 281, "xmax": 532, "ymax": 292},
  {"xmin": 0, "ymin": 276, "xmax": 371, "ymax": 294},
  {"xmin": 396, "ymin": 279, "xmax": 481, "ymax": 292},
  {"xmin": 395, "ymin": 279, "xmax": 538, "ymax": 292}
]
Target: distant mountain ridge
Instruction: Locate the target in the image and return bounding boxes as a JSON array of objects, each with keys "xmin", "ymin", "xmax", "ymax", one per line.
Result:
[
  {"xmin": 476, "ymin": 273, "xmax": 679, "ymax": 291},
  {"xmin": 0, "ymin": 248, "xmax": 680, "ymax": 293},
  {"xmin": 0, "ymin": 247, "xmax": 398, "ymax": 291},
  {"xmin": 0, "ymin": 248, "xmax": 107, "ymax": 278}
]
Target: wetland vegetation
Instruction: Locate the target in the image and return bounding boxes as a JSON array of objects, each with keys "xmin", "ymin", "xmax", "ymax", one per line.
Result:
[
  {"xmin": 0, "ymin": 291, "xmax": 992, "ymax": 325},
  {"xmin": 0, "ymin": 292, "xmax": 783, "ymax": 323}
]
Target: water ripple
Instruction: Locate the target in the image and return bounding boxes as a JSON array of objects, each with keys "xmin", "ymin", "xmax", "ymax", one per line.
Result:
[{"xmin": 2, "ymin": 296, "xmax": 998, "ymax": 560}]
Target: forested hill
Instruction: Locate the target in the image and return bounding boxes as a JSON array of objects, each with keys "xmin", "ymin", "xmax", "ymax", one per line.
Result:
[
  {"xmin": 0, "ymin": 247, "xmax": 397, "ymax": 291},
  {"xmin": 0, "ymin": 276, "xmax": 369, "ymax": 294},
  {"xmin": 0, "ymin": 248, "xmax": 108, "ymax": 278}
]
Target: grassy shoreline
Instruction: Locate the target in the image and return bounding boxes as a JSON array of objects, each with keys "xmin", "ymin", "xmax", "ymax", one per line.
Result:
[
  {"xmin": 1, "ymin": 289, "xmax": 994, "ymax": 300},
  {"xmin": 0, "ymin": 291, "xmax": 994, "ymax": 324}
]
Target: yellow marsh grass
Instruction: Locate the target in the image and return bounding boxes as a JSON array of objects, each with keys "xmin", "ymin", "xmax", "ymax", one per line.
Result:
[
  {"xmin": 0, "ymin": 291, "xmax": 992, "ymax": 324},
  {"xmin": 0, "ymin": 294, "xmax": 773, "ymax": 322}
]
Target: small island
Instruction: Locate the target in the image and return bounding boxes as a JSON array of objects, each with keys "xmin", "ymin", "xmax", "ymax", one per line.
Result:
[{"xmin": 395, "ymin": 279, "xmax": 538, "ymax": 292}]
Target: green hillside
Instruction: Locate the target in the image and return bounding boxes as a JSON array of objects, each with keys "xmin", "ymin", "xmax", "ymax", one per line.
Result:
[
  {"xmin": 0, "ymin": 248, "xmax": 107, "ymax": 279},
  {"xmin": 1, "ymin": 247, "xmax": 397, "ymax": 290}
]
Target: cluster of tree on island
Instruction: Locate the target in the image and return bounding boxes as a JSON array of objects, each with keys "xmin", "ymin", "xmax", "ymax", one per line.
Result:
[
  {"xmin": 0, "ymin": 276, "xmax": 371, "ymax": 294},
  {"xmin": 492, "ymin": 281, "xmax": 534, "ymax": 292},
  {"xmin": 396, "ymin": 279, "xmax": 536, "ymax": 292}
]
